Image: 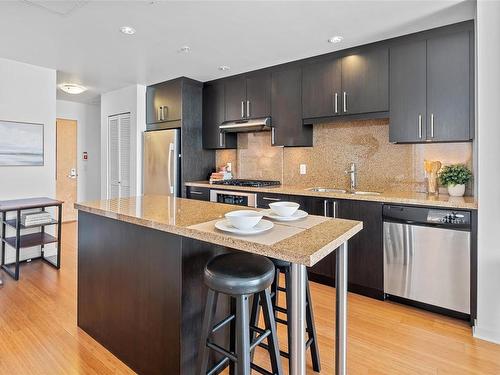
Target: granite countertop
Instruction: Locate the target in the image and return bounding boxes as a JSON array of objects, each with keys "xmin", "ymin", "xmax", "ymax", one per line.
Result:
[
  {"xmin": 75, "ymin": 196, "xmax": 362, "ymax": 267},
  {"xmin": 185, "ymin": 181, "xmax": 478, "ymax": 210}
]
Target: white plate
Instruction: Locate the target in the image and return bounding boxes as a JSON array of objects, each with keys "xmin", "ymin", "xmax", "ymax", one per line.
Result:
[
  {"xmin": 215, "ymin": 219, "xmax": 274, "ymax": 235},
  {"xmin": 262, "ymin": 209, "xmax": 308, "ymax": 222}
]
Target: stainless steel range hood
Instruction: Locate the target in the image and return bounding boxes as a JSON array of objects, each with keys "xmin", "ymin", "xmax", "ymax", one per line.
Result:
[{"xmin": 219, "ymin": 117, "xmax": 271, "ymax": 133}]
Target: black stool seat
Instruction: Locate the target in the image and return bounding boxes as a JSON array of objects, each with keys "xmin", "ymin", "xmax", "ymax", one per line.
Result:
[
  {"xmin": 204, "ymin": 253, "xmax": 275, "ymax": 295},
  {"xmin": 270, "ymin": 258, "xmax": 290, "ymax": 268}
]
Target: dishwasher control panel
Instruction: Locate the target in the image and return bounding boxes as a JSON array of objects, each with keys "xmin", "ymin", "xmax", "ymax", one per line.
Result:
[{"xmin": 383, "ymin": 205, "xmax": 471, "ymax": 229}]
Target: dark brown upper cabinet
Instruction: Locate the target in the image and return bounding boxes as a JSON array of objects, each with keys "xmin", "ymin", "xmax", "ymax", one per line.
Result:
[
  {"xmin": 426, "ymin": 31, "xmax": 472, "ymax": 142},
  {"xmin": 271, "ymin": 67, "xmax": 312, "ymax": 147},
  {"xmin": 341, "ymin": 48, "xmax": 389, "ymax": 115},
  {"xmin": 390, "ymin": 30, "xmax": 472, "ymax": 143},
  {"xmin": 302, "ymin": 48, "xmax": 389, "ymax": 120},
  {"xmin": 302, "ymin": 58, "xmax": 342, "ymax": 118},
  {"xmin": 389, "ymin": 40, "xmax": 428, "ymax": 142},
  {"xmin": 224, "ymin": 76, "xmax": 246, "ymax": 121},
  {"xmin": 202, "ymin": 82, "xmax": 236, "ymax": 149},
  {"xmin": 146, "ymin": 79, "xmax": 182, "ymax": 124},
  {"xmin": 224, "ymin": 72, "xmax": 271, "ymax": 122},
  {"xmin": 246, "ymin": 71, "xmax": 271, "ymax": 119}
]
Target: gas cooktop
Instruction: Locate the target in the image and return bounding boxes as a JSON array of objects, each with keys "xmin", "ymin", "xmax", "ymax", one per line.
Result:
[{"xmin": 212, "ymin": 179, "xmax": 281, "ymax": 188}]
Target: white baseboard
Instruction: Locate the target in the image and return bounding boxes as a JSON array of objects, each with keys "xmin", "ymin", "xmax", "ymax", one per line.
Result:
[{"xmin": 473, "ymin": 325, "xmax": 500, "ymax": 345}]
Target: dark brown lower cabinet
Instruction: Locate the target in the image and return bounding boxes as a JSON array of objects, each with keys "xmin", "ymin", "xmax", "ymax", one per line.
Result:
[
  {"xmin": 304, "ymin": 197, "xmax": 384, "ymax": 300},
  {"xmin": 186, "ymin": 186, "xmax": 210, "ymax": 201}
]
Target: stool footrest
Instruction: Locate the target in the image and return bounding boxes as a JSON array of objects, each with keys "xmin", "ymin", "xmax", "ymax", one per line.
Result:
[
  {"xmin": 249, "ymin": 326, "xmax": 271, "ymax": 352},
  {"xmin": 251, "ymin": 362, "xmax": 275, "ymax": 375},
  {"xmin": 207, "ymin": 356, "xmax": 230, "ymax": 375},
  {"xmin": 211, "ymin": 314, "xmax": 235, "ymax": 334},
  {"xmin": 206, "ymin": 341, "xmax": 237, "ymax": 363}
]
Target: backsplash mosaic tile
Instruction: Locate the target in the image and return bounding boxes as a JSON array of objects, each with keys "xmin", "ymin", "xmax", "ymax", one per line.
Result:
[{"xmin": 215, "ymin": 118, "xmax": 474, "ymax": 195}]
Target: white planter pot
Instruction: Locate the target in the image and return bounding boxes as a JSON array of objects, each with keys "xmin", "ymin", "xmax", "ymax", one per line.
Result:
[{"xmin": 447, "ymin": 184, "xmax": 466, "ymax": 197}]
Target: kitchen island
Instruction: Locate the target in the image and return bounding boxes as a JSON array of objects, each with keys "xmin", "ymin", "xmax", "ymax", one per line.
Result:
[{"xmin": 75, "ymin": 196, "xmax": 362, "ymax": 375}]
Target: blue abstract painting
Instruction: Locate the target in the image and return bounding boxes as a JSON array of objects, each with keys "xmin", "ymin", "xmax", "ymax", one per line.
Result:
[{"xmin": 0, "ymin": 120, "xmax": 44, "ymax": 166}]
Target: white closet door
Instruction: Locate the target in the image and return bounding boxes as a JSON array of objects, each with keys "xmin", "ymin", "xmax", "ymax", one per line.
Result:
[
  {"xmin": 108, "ymin": 115, "xmax": 120, "ymax": 199},
  {"xmin": 118, "ymin": 114, "xmax": 131, "ymax": 198},
  {"xmin": 107, "ymin": 113, "xmax": 131, "ymax": 199}
]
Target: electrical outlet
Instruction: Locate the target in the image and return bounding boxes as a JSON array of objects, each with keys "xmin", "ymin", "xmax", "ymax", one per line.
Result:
[{"xmin": 299, "ymin": 164, "xmax": 307, "ymax": 175}]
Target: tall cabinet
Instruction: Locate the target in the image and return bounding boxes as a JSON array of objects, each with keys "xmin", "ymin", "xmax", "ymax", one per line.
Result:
[{"xmin": 390, "ymin": 30, "xmax": 473, "ymax": 143}]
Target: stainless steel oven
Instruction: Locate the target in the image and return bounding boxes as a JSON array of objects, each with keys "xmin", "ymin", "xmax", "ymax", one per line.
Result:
[
  {"xmin": 209, "ymin": 190, "xmax": 257, "ymax": 207},
  {"xmin": 383, "ymin": 205, "xmax": 471, "ymax": 317}
]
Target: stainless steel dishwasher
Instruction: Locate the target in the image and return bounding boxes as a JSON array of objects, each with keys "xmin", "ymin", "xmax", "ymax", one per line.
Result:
[{"xmin": 383, "ymin": 205, "xmax": 471, "ymax": 318}]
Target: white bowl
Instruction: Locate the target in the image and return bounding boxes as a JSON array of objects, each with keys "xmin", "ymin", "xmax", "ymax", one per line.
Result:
[
  {"xmin": 225, "ymin": 210, "xmax": 263, "ymax": 230},
  {"xmin": 269, "ymin": 201, "xmax": 300, "ymax": 217}
]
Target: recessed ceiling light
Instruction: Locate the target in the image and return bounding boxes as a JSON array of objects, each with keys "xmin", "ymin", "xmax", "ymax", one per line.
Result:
[
  {"xmin": 120, "ymin": 26, "xmax": 136, "ymax": 35},
  {"xmin": 179, "ymin": 46, "xmax": 191, "ymax": 53},
  {"xmin": 218, "ymin": 65, "xmax": 230, "ymax": 71},
  {"xmin": 59, "ymin": 83, "xmax": 87, "ymax": 95},
  {"xmin": 328, "ymin": 36, "xmax": 344, "ymax": 44}
]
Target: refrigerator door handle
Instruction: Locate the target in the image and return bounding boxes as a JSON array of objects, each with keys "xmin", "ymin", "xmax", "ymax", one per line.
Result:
[{"xmin": 168, "ymin": 143, "xmax": 174, "ymax": 194}]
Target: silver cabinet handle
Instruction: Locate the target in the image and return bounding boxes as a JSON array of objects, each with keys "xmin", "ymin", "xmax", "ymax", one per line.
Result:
[
  {"xmin": 190, "ymin": 191, "xmax": 203, "ymax": 195},
  {"xmin": 246, "ymin": 100, "xmax": 250, "ymax": 118},
  {"xmin": 323, "ymin": 200, "xmax": 329, "ymax": 216},
  {"xmin": 343, "ymin": 92, "xmax": 347, "ymax": 113},
  {"xmin": 162, "ymin": 106, "xmax": 167, "ymax": 121},
  {"xmin": 418, "ymin": 114, "xmax": 422, "ymax": 139},
  {"xmin": 168, "ymin": 143, "xmax": 174, "ymax": 194},
  {"xmin": 430, "ymin": 113, "xmax": 435, "ymax": 138},
  {"xmin": 219, "ymin": 132, "xmax": 224, "ymax": 147},
  {"xmin": 333, "ymin": 200, "xmax": 338, "ymax": 218},
  {"xmin": 334, "ymin": 92, "xmax": 339, "ymax": 114},
  {"xmin": 271, "ymin": 127, "xmax": 275, "ymax": 145},
  {"xmin": 262, "ymin": 197, "xmax": 281, "ymax": 201},
  {"xmin": 241, "ymin": 101, "xmax": 245, "ymax": 118}
]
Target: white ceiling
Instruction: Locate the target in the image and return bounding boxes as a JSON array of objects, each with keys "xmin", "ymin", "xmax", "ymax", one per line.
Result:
[{"xmin": 0, "ymin": 0, "xmax": 474, "ymax": 104}]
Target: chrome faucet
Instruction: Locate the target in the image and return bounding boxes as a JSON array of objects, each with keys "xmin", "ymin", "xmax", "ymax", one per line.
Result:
[{"xmin": 345, "ymin": 163, "xmax": 357, "ymax": 192}]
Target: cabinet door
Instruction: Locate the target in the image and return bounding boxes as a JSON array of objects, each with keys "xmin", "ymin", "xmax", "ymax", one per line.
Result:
[
  {"xmin": 341, "ymin": 48, "xmax": 389, "ymax": 115},
  {"xmin": 302, "ymin": 59, "xmax": 342, "ymax": 119},
  {"xmin": 271, "ymin": 67, "xmax": 313, "ymax": 147},
  {"xmin": 389, "ymin": 41, "xmax": 427, "ymax": 143},
  {"xmin": 202, "ymin": 83, "xmax": 236, "ymax": 149},
  {"xmin": 246, "ymin": 71, "xmax": 271, "ymax": 119},
  {"xmin": 146, "ymin": 81, "xmax": 182, "ymax": 124},
  {"xmin": 186, "ymin": 187, "xmax": 209, "ymax": 201},
  {"xmin": 224, "ymin": 77, "xmax": 246, "ymax": 121},
  {"xmin": 427, "ymin": 31, "xmax": 471, "ymax": 141},
  {"xmin": 257, "ymin": 193, "xmax": 289, "ymax": 209},
  {"xmin": 305, "ymin": 198, "xmax": 336, "ymax": 284},
  {"xmin": 338, "ymin": 200, "xmax": 383, "ymax": 297}
]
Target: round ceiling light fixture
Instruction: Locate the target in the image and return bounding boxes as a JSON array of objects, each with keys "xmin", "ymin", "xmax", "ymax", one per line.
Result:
[
  {"xmin": 58, "ymin": 83, "xmax": 87, "ymax": 95},
  {"xmin": 179, "ymin": 46, "xmax": 191, "ymax": 53},
  {"xmin": 218, "ymin": 65, "xmax": 231, "ymax": 71},
  {"xmin": 328, "ymin": 35, "xmax": 344, "ymax": 44},
  {"xmin": 120, "ymin": 26, "xmax": 136, "ymax": 35}
]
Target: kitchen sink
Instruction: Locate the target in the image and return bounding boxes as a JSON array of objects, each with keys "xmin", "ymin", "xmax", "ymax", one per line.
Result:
[
  {"xmin": 306, "ymin": 187, "xmax": 382, "ymax": 196},
  {"xmin": 350, "ymin": 191, "xmax": 382, "ymax": 196},
  {"xmin": 306, "ymin": 187, "xmax": 347, "ymax": 193}
]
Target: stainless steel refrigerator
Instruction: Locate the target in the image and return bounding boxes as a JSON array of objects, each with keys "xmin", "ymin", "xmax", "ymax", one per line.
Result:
[{"xmin": 143, "ymin": 129, "xmax": 181, "ymax": 197}]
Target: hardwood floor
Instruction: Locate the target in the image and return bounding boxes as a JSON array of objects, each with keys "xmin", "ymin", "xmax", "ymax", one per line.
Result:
[{"xmin": 0, "ymin": 222, "xmax": 499, "ymax": 374}]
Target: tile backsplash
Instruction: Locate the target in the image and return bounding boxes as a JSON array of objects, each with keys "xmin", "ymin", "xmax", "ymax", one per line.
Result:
[{"xmin": 216, "ymin": 118, "xmax": 474, "ymax": 195}]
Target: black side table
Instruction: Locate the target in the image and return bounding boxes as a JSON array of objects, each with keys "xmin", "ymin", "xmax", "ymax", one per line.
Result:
[{"xmin": 0, "ymin": 197, "xmax": 63, "ymax": 281}]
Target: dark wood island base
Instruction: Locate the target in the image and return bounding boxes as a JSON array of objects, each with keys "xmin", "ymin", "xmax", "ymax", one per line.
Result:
[{"xmin": 78, "ymin": 211, "xmax": 229, "ymax": 374}]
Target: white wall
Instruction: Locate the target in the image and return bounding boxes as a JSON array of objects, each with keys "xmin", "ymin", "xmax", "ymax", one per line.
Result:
[
  {"xmin": 56, "ymin": 100, "xmax": 101, "ymax": 202},
  {"xmin": 100, "ymin": 84, "xmax": 146, "ymax": 199},
  {"xmin": 0, "ymin": 57, "xmax": 56, "ymax": 262},
  {"xmin": 474, "ymin": 0, "xmax": 500, "ymax": 344}
]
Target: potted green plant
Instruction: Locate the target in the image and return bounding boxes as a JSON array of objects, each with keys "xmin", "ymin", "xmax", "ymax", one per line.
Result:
[{"xmin": 438, "ymin": 164, "xmax": 472, "ymax": 197}]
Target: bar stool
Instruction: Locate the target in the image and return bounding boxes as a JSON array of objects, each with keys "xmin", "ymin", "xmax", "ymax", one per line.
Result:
[
  {"xmin": 197, "ymin": 253, "xmax": 284, "ymax": 375},
  {"xmin": 250, "ymin": 258, "xmax": 321, "ymax": 372}
]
